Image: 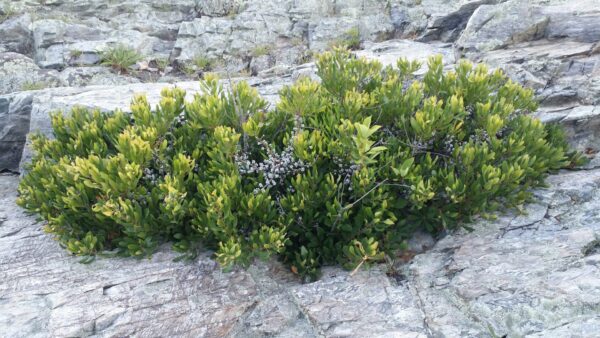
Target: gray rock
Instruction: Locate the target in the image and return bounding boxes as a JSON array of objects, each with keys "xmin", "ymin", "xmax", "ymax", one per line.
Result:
[
  {"xmin": 0, "ymin": 14, "xmax": 33, "ymax": 55},
  {"xmin": 172, "ymin": 17, "xmax": 234, "ymax": 61},
  {"xmin": 0, "ymin": 94, "xmax": 32, "ymax": 171},
  {"xmin": 457, "ymin": 0, "xmax": 600, "ymax": 57},
  {"xmin": 31, "ymin": 15, "xmax": 172, "ymax": 70},
  {"xmin": 456, "ymin": 0, "xmax": 550, "ymax": 55},
  {"xmin": 410, "ymin": 168, "xmax": 600, "ymax": 337},
  {"xmin": 537, "ymin": 106, "xmax": 600, "ymax": 153},
  {"xmin": 250, "ymin": 54, "xmax": 276, "ymax": 75},
  {"xmin": 0, "ymin": 53, "xmax": 61, "ymax": 95},
  {"xmin": 419, "ymin": 0, "xmax": 506, "ymax": 42},
  {"xmin": 57, "ymin": 66, "xmax": 141, "ymax": 87},
  {"xmin": 308, "ymin": 16, "xmax": 360, "ymax": 51},
  {"xmin": 358, "ymin": 13, "xmax": 396, "ymax": 42},
  {"xmin": 541, "ymin": 0, "xmax": 600, "ymax": 43},
  {"xmin": 356, "ymin": 39, "xmax": 455, "ymax": 69},
  {"xmin": 389, "ymin": 5, "xmax": 410, "ymax": 35},
  {"xmin": 480, "ymin": 39, "xmax": 600, "ymax": 107},
  {"xmin": 32, "ymin": 19, "xmax": 70, "ymax": 69},
  {"xmin": 195, "ymin": 0, "xmax": 245, "ymax": 17},
  {"xmin": 333, "ymin": 0, "xmax": 388, "ymax": 16}
]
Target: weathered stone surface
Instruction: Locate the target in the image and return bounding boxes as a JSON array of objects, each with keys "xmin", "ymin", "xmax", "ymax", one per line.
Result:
[
  {"xmin": 0, "ymin": 14, "xmax": 33, "ymax": 55},
  {"xmin": 456, "ymin": 0, "xmax": 550, "ymax": 54},
  {"xmin": 172, "ymin": 0, "xmax": 397, "ymax": 66},
  {"xmin": 541, "ymin": 0, "xmax": 600, "ymax": 43},
  {"xmin": 419, "ymin": 0, "xmax": 506, "ymax": 42},
  {"xmin": 0, "ymin": 53, "xmax": 61, "ymax": 95},
  {"xmin": 173, "ymin": 17, "xmax": 235, "ymax": 61},
  {"xmin": 410, "ymin": 169, "xmax": 600, "ymax": 337},
  {"xmin": 2, "ymin": 166, "xmax": 599, "ymax": 337},
  {"xmin": 479, "ymin": 39, "xmax": 600, "ymax": 106},
  {"xmin": 0, "ymin": 93, "xmax": 32, "ymax": 171},
  {"xmin": 32, "ymin": 18, "xmax": 167, "ymax": 70},
  {"xmin": 457, "ymin": 0, "xmax": 600, "ymax": 56},
  {"xmin": 537, "ymin": 106, "xmax": 600, "ymax": 153},
  {"xmin": 2, "ymin": 0, "xmax": 596, "ymax": 89},
  {"xmin": 195, "ymin": 0, "xmax": 244, "ymax": 17},
  {"xmin": 57, "ymin": 66, "xmax": 141, "ymax": 88},
  {"xmin": 308, "ymin": 16, "xmax": 362, "ymax": 51},
  {"xmin": 356, "ymin": 39, "xmax": 455, "ymax": 69}
]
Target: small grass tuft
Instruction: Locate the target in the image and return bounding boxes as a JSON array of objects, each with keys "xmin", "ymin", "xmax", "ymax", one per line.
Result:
[
  {"xmin": 154, "ymin": 57, "xmax": 170, "ymax": 71},
  {"xmin": 21, "ymin": 81, "xmax": 48, "ymax": 91},
  {"xmin": 100, "ymin": 44, "xmax": 143, "ymax": 74},
  {"xmin": 0, "ymin": 5, "xmax": 18, "ymax": 23},
  {"xmin": 70, "ymin": 49, "xmax": 83, "ymax": 58},
  {"xmin": 329, "ymin": 27, "xmax": 361, "ymax": 51},
  {"xmin": 251, "ymin": 45, "xmax": 273, "ymax": 58},
  {"xmin": 192, "ymin": 55, "xmax": 213, "ymax": 70},
  {"xmin": 180, "ymin": 55, "xmax": 219, "ymax": 78}
]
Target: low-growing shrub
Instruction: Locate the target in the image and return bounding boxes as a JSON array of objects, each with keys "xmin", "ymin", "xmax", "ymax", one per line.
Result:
[
  {"xmin": 17, "ymin": 50, "xmax": 584, "ymax": 280},
  {"xmin": 100, "ymin": 44, "xmax": 143, "ymax": 74}
]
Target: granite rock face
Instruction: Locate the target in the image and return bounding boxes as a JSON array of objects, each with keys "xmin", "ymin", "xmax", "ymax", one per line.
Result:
[
  {"xmin": 1, "ymin": 0, "xmax": 600, "ymax": 336},
  {"xmin": 0, "ymin": 53, "xmax": 61, "ymax": 95},
  {"xmin": 0, "ymin": 92, "xmax": 32, "ymax": 172},
  {"xmin": 457, "ymin": 0, "xmax": 600, "ymax": 55},
  {"xmin": 0, "ymin": 13, "xmax": 33, "ymax": 55},
  {"xmin": 410, "ymin": 169, "xmax": 600, "ymax": 337},
  {"xmin": 0, "ymin": 0, "xmax": 537, "ymax": 94}
]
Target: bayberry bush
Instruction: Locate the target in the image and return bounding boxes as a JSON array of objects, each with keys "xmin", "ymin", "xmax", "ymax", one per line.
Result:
[{"xmin": 17, "ymin": 50, "xmax": 584, "ymax": 280}]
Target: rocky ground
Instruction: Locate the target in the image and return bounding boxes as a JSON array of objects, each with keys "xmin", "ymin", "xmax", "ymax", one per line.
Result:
[{"xmin": 1, "ymin": 0, "xmax": 600, "ymax": 337}]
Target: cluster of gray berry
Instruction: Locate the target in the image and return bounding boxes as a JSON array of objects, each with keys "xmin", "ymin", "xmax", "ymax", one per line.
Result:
[
  {"xmin": 142, "ymin": 154, "xmax": 169, "ymax": 186},
  {"xmin": 401, "ymin": 79, "xmax": 412, "ymax": 92},
  {"xmin": 495, "ymin": 110, "xmax": 523, "ymax": 139},
  {"xmin": 236, "ymin": 140, "xmax": 307, "ymax": 194},
  {"xmin": 465, "ymin": 105, "xmax": 475, "ymax": 119},
  {"xmin": 332, "ymin": 156, "xmax": 360, "ymax": 189},
  {"xmin": 469, "ymin": 130, "xmax": 491, "ymax": 144},
  {"xmin": 173, "ymin": 111, "xmax": 186, "ymax": 127},
  {"xmin": 410, "ymin": 138, "xmax": 435, "ymax": 151},
  {"xmin": 442, "ymin": 135, "xmax": 457, "ymax": 154},
  {"xmin": 357, "ymin": 76, "xmax": 376, "ymax": 91},
  {"xmin": 496, "ymin": 126, "xmax": 510, "ymax": 139}
]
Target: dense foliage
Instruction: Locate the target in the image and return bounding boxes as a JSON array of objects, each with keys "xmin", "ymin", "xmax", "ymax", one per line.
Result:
[{"xmin": 17, "ymin": 50, "xmax": 584, "ymax": 280}]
